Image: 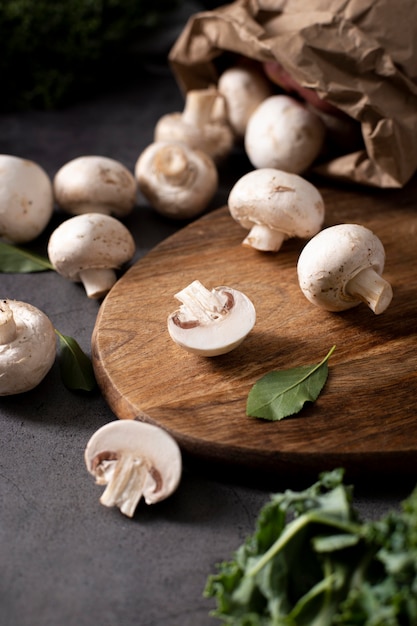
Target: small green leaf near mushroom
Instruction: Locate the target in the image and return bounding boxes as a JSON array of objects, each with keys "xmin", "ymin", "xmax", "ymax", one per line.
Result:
[
  {"xmin": 55, "ymin": 329, "xmax": 97, "ymax": 392},
  {"xmin": 246, "ymin": 345, "xmax": 336, "ymax": 421},
  {"xmin": 0, "ymin": 241, "xmax": 53, "ymax": 273}
]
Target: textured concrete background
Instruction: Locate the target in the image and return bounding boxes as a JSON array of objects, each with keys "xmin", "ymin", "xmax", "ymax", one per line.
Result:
[{"xmin": 1, "ymin": 9, "xmax": 416, "ymax": 626}]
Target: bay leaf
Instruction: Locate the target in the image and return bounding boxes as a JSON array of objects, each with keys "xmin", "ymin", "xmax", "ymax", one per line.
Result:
[
  {"xmin": 55, "ymin": 329, "xmax": 97, "ymax": 392},
  {"xmin": 0, "ymin": 241, "xmax": 53, "ymax": 272},
  {"xmin": 246, "ymin": 346, "xmax": 336, "ymax": 421}
]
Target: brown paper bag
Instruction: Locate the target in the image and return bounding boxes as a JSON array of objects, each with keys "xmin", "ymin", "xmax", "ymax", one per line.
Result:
[{"xmin": 169, "ymin": 0, "xmax": 417, "ymax": 187}]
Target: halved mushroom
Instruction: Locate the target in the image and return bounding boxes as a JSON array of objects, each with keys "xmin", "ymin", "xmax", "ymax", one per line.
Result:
[
  {"xmin": 84, "ymin": 420, "xmax": 182, "ymax": 518},
  {"xmin": 0, "ymin": 299, "xmax": 56, "ymax": 395},
  {"xmin": 167, "ymin": 279, "xmax": 256, "ymax": 356},
  {"xmin": 297, "ymin": 223, "xmax": 393, "ymax": 314}
]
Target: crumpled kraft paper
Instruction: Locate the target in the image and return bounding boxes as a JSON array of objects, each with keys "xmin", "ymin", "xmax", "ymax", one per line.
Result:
[{"xmin": 169, "ymin": 0, "xmax": 417, "ymax": 188}]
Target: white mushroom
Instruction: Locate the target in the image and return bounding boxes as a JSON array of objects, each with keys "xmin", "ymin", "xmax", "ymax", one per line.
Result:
[
  {"xmin": 53, "ymin": 155, "xmax": 137, "ymax": 217},
  {"xmin": 135, "ymin": 141, "xmax": 218, "ymax": 220},
  {"xmin": 228, "ymin": 168, "xmax": 325, "ymax": 252},
  {"xmin": 297, "ymin": 223, "xmax": 393, "ymax": 314},
  {"xmin": 217, "ymin": 65, "xmax": 272, "ymax": 137},
  {"xmin": 0, "ymin": 154, "xmax": 54, "ymax": 243},
  {"xmin": 244, "ymin": 95, "xmax": 326, "ymax": 174},
  {"xmin": 167, "ymin": 279, "xmax": 256, "ymax": 357},
  {"xmin": 84, "ymin": 419, "xmax": 182, "ymax": 518},
  {"xmin": 47, "ymin": 213, "xmax": 135, "ymax": 299},
  {"xmin": 154, "ymin": 87, "xmax": 234, "ymax": 163},
  {"xmin": 0, "ymin": 299, "xmax": 56, "ymax": 395}
]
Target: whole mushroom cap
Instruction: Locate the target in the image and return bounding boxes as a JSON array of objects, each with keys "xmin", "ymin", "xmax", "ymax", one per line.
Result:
[
  {"xmin": 244, "ymin": 95, "xmax": 326, "ymax": 174},
  {"xmin": 53, "ymin": 155, "xmax": 137, "ymax": 217},
  {"xmin": 47, "ymin": 213, "xmax": 135, "ymax": 298},
  {"xmin": 0, "ymin": 154, "xmax": 54, "ymax": 243},
  {"xmin": 154, "ymin": 87, "xmax": 234, "ymax": 163},
  {"xmin": 0, "ymin": 299, "xmax": 56, "ymax": 395},
  {"xmin": 217, "ymin": 65, "xmax": 272, "ymax": 137},
  {"xmin": 228, "ymin": 168, "xmax": 325, "ymax": 251},
  {"xmin": 135, "ymin": 140, "xmax": 218, "ymax": 220},
  {"xmin": 297, "ymin": 223, "xmax": 391, "ymax": 312}
]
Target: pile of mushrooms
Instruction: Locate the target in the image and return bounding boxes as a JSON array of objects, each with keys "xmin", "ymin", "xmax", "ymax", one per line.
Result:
[{"xmin": 2, "ymin": 56, "xmax": 396, "ymax": 523}]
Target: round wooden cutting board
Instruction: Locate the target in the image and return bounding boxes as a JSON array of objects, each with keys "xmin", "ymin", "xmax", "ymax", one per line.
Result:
[{"xmin": 92, "ymin": 180, "xmax": 417, "ymax": 477}]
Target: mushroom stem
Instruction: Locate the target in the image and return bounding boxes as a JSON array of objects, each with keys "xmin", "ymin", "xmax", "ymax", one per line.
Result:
[
  {"xmin": 153, "ymin": 144, "xmax": 194, "ymax": 186},
  {"xmin": 0, "ymin": 300, "xmax": 17, "ymax": 344},
  {"xmin": 182, "ymin": 88, "xmax": 220, "ymax": 127},
  {"xmin": 99, "ymin": 454, "xmax": 148, "ymax": 518},
  {"xmin": 174, "ymin": 280, "xmax": 230, "ymax": 325},
  {"xmin": 243, "ymin": 224, "xmax": 286, "ymax": 252},
  {"xmin": 346, "ymin": 267, "xmax": 393, "ymax": 315},
  {"xmin": 79, "ymin": 268, "xmax": 118, "ymax": 299}
]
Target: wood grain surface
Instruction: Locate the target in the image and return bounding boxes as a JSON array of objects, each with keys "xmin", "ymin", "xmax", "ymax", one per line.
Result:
[{"xmin": 92, "ymin": 178, "xmax": 417, "ymax": 477}]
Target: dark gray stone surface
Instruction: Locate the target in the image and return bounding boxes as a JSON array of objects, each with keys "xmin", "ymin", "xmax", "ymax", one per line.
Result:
[{"xmin": 1, "ymin": 43, "xmax": 416, "ymax": 626}]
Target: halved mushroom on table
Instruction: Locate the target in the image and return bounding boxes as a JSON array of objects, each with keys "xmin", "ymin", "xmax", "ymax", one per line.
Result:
[
  {"xmin": 85, "ymin": 420, "xmax": 182, "ymax": 518},
  {"xmin": 167, "ymin": 279, "xmax": 256, "ymax": 357}
]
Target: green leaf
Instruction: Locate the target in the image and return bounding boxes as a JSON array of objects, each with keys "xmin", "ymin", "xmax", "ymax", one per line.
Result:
[
  {"xmin": 0, "ymin": 241, "xmax": 53, "ymax": 272},
  {"xmin": 204, "ymin": 470, "xmax": 417, "ymax": 626},
  {"xmin": 55, "ymin": 329, "xmax": 97, "ymax": 392},
  {"xmin": 246, "ymin": 346, "xmax": 336, "ymax": 421}
]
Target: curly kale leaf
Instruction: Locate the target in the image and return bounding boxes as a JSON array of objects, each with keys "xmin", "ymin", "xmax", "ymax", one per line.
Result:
[{"xmin": 205, "ymin": 469, "xmax": 417, "ymax": 626}]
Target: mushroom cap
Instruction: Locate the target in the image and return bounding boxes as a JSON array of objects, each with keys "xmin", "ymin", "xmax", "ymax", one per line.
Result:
[
  {"xmin": 217, "ymin": 65, "xmax": 272, "ymax": 137},
  {"xmin": 85, "ymin": 419, "xmax": 182, "ymax": 505},
  {"xmin": 47, "ymin": 213, "xmax": 135, "ymax": 281},
  {"xmin": 53, "ymin": 155, "xmax": 137, "ymax": 217},
  {"xmin": 154, "ymin": 89, "xmax": 235, "ymax": 163},
  {"xmin": 297, "ymin": 223, "xmax": 387, "ymax": 311},
  {"xmin": 228, "ymin": 168, "xmax": 325, "ymax": 239},
  {"xmin": 0, "ymin": 154, "xmax": 54, "ymax": 243},
  {"xmin": 135, "ymin": 141, "xmax": 218, "ymax": 219},
  {"xmin": 167, "ymin": 283, "xmax": 256, "ymax": 357},
  {"xmin": 0, "ymin": 299, "xmax": 56, "ymax": 395},
  {"xmin": 244, "ymin": 95, "xmax": 326, "ymax": 173}
]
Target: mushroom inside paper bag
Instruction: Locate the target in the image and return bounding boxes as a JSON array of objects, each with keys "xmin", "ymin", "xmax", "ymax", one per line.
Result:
[{"xmin": 169, "ymin": 0, "xmax": 417, "ymax": 188}]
